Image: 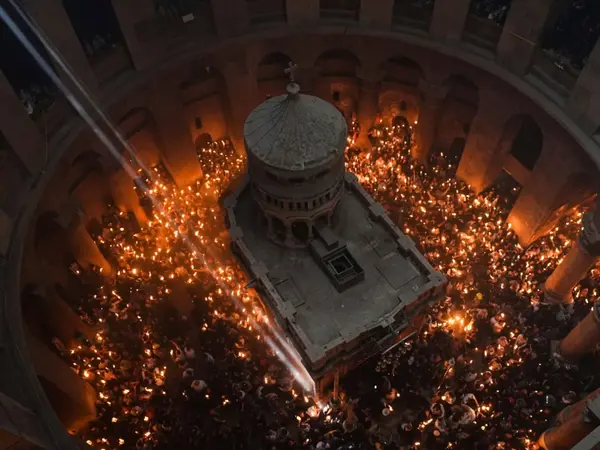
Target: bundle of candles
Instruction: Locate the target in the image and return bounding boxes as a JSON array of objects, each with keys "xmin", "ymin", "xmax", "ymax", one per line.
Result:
[{"xmin": 57, "ymin": 119, "xmax": 598, "ymax": 449}]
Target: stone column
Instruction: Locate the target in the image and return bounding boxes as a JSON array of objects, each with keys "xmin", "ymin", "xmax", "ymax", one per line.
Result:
[
  {"xmin": 26, "ymin": 332, "xmax": 97, "ymax": 432},
  {"xmin": 430, "ymin": 0, "xmax": 470, "ymax": 42},
  {"xmin": 538, "ymin": 395, "xmax": 599, "ymax": 450},
  {"xmin": 556, "ymin": 302, "xmax": 600, "ymax": 363},
  {"xmin": 30, "ymin": 284, "xmax": 95, "ymax": 346},
  {"xmin": 496, "ymin": 0, "xmax": 555, "ymax": 75},
  {"xmin": 150, "ymin": 77, "xmax": 203, "ymax": 188},
  {"xmin": 109, "ymin": 169, "xmax": 149, "ymax": 227},
  {"xmin": 222, "ymin": 58, "xmax": 261, "ymax": 154},
  {"xmin": 68, "ymin": 218, "xmax": 113, "ymax": 276},
  {"xmin": 567, "ymin": 39, "xmax": 600, "ymax": 135},
  {"xmin": 111, "ymin": 0, "xmax": 163, "ymax": 70},
  {"xmin": 359, "ymin": 0, "xmax": 393, "ymax": 29},
  {"xmin": 0, "ymin": 70, "xmax": 45, "ymax": 176},
  {"xmin": 210, "ymin": 0, "xmax": 249, "ymax": 37},
  {"xmin": 355, "ymin": 70, "xmax": 382, "ymax": 148},
  {"xmin": 544, "ymin": 208, "xmax": 600, "ymax": 304},
  {"xmin": 414, "ymin": 80, "xmax": 448, "ymax": 163},
  {"xmin": 0, "ymin": 392, "xmax": 55, "ymax": 449},
  {"xmin": 456, "ymin": 90, "xmax": 511, "ymax": 193},
  {"xmin": 286, "ymin": 0, "xmax": 319, "ymax": 26},
  {"xmin": 21, "ymin": 0, "xmax": 97, "ymax": 89}
]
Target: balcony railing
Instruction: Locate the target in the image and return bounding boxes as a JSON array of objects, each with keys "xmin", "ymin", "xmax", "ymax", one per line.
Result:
[
  {"xmin": 320, "ymin": 0, "xmax": 360, "ymax": 21},
  {"xmin": 530, "ymin": 50, "xmax": 579, "ymax": 98},
  {"xmin": 462, "ymin": 15, "xmax": 503, "ymax": 52},
  {"xmin": 392, "ymin": 0, "xmax": 434, "ymax": 32},
  {"xmin": 247, "ymin": 0, "xmax": 287, "ymax": 25}
]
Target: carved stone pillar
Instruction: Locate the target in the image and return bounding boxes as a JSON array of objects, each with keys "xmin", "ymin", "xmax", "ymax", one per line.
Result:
[
  {"xmin": 286, "ymin": 0, "xmax": 319, "ymax": 26},
  {"xmin": 430, "ymin": 0, "xmax": 470, "ymax": 42},
  {"xmin": 0, "ymin": 70, "xmax": 45, "ymax": 176},
  {"xmin": 545, "ymin": 209, "xmax": 600, "ymax": 304},
  {"xmin": 223, "ymin": 58, "xmax": 261, "ymax": 154},
  {"xmin": 556, "ymin": 302, "xmax": 600, "ymax": 363},
  {"xmin": 26, "ymin": 332, "xmax": 97, "ymax": 432},
  {"xmin": 538, "ymin": 392, "xmax": 600, "ymax": 450},
  {"xmin": 456, "ymin": 90, "xmax": 511, "ymax": 193},
  {"xmin": 496, "ymin": 0, "xmax": 556, "ymax": 75},
  {"xmin": 149, "ymin": 77, "xmax": 203, "ymax": 188},
  {"xmin": 68, "ymin": 217, "xmax": 113, "ymax": 276},
  {"xmin": 210, "ymin": 0, "xmax": 249, "ymax": 37},
  {"xmin": 109, "ymin": 169, "xmax": 149, "ymax": 227},
  {"xmin": 414, "ymin": 80, "xmax": 448, "ymax": 163},
  {"xmin": 355, "ymin": 67, "xmax": 383, "ymax": 148},
  {"xmin": 359, "ymin": 0, "xmax": 393, "ymax": 29},
  {"xmin": 21, "ymin": 0, "xmax": 97, "ymax": 89}
]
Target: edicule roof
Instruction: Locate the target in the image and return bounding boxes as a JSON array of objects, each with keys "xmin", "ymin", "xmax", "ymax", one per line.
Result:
[{"xmin": 243, "ymin": 87, "xmax": 347, "ymax": 171}]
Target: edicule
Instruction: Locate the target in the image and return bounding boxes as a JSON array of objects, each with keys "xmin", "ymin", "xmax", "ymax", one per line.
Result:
[{"xmin": 224, "ymin": 76, "xmax": 447, "ymax": 393}]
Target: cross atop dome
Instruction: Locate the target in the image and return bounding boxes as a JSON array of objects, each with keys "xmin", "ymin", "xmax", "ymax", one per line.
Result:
[{"xmin": 284, "ymin": 61, "xmax": 300, "ymax": 95}]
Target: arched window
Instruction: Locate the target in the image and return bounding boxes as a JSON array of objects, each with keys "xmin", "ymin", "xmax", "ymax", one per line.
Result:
[{"xmin": 509, "ymin": 116, "xmax": 543, "ymax": 171}]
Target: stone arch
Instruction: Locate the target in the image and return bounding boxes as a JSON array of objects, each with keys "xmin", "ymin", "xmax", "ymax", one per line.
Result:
[
  {"xmin": 117, "ymin": 107, "xmax": 162, "ymax": 168},
  {"xmin": 382, "ymin": 56, "xmax": 425, "ymax": 88},
  {"xmin": 291, "ymin": 220, "xmax": 310, "ymax": 243},
  {"xmin": 315, "ymin": 49, "xmax": 361, "ymax": 77},
  {"xmin": 272, "ymin": 216, "xmax": 287, "ymax": 242},
  {"xmin": 179, "ymin": 65, "xmax": 228, "ymax": 143},
  {"xmin": 195, "ymin": 132, "xmax": 214, "ymax": 150},
  {"xmin": 69, "ymin": 149, "xmax": 111, "ymax": 223},
  {"xmin": 434, "ymin": 74, "xmax": 479, "ymax": 155},
  {"xmin": 69, "ymin": 150, "xmax": 104, "ymax": 194}
]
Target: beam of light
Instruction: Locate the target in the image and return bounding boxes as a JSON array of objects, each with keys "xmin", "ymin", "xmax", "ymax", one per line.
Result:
[
  {"xmin": 4, "ymin": 0, "xmax": 155, "ymax": 182},
  {"xmin": 0, "ymin": 4, "xmax": 316, "ymax": 396}
]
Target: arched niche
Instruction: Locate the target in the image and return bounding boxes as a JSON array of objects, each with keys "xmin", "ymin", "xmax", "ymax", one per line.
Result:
[
  {"xmin": 179, "ymin": 65, "xmax": 228, "ymax": 143},
  {"xmin": 257, "ymin": 52, "xmax": 292, "ymax": 97},
  {"xmin": 69, "ymin": 150, "xmax": 111, "ymax": 223},
  {"xmin": 117, "ymin": 107, "xmax": 162, "ymax": 169},
  {"xmin": 506, "ymin": 115, "xmax": 543, "ymax": 171},
  {"xmin": 434, "ymin": 74, "xmax": 479, "ymax": 155},
  {"xmin": 291, "ymin": 220, "xmax": 311, "ymax": 243},
  {"xmin": 382, "ymin": 56, "xmax": 424, "ymax": 88},
  {"xmin": 315, "ymin": 49, "xmax": 361, "ymax": 78}
]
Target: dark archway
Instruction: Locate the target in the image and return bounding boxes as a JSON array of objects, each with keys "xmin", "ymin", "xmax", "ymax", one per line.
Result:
[
  {"xmin": 195, "ymin": 133, "xmax": 213, "ymax": 150},
  {"xmin": 292, "ymin": 221, "xmax": 310, "ymax": 243},
  {"xmin": 383, "ymin": 56, "xmax": 424, "ymax": 88},
  {"xmin": 272, "ymin": 216, "xmax": 287, "ymax": 242},
  {"xmin": 315, "ymin": 49, "xmax": 361, "ymax": 77},
  {"xmin": 69, "ymin": 150, "xmax": 104, "ymax": 194},
  {"xmin": 257, "ymin": 53, "xmax": 292, "ymax": 83},
  {"xmin": 257, "ymin": 52, "xmax": 292, "ymax": 97},
  {"xmin": 434, "ymin": 74, "xmax": 479, "ymax": 155},
  {"xmin": 508, "ymin": 116, "xmax": 543, "ymax": 171},
  {"xmin": 117, "ymin": 107, "xmax": 162, "ymax": 168}
]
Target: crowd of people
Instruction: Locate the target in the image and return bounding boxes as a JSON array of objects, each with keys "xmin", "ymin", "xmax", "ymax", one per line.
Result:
[{"xmin": 50, "ymin": 116, "xmax": 600, "ymax": 450}]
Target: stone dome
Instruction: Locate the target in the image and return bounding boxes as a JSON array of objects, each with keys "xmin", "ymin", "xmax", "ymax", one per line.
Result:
[{"xmin": 244, "ymin": 85, "xmax": 347, "ymax": 171}]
